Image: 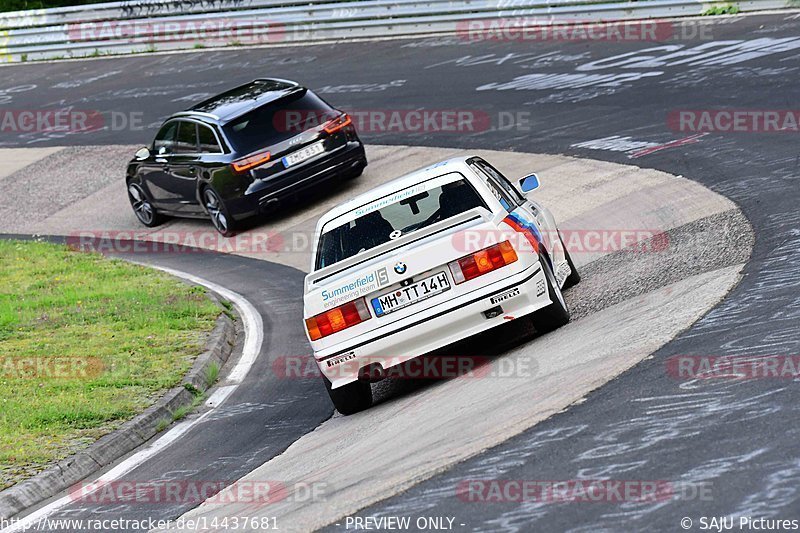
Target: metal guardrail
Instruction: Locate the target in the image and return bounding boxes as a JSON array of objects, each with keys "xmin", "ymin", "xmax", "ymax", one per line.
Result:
[{"xmin": 0, "ymin": 0, "xmax": 793, "ymax": 62}]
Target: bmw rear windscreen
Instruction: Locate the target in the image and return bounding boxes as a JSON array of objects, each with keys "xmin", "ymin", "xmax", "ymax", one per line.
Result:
[{"xmin": 316, "ymin": 173, "xmax": 487, "ymax": 269}]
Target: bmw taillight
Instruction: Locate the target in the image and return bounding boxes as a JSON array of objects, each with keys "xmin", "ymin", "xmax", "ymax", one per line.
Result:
[
  {"xmin": 448, "ymin": 241, "xmax": 518, "ymax": 284},
  {"xmin": 323, "ymin": 113, "xmax": 352, "ymax": 135},
  {"xmin": 232, "ymin": 150, "xmax": 271, "ymax": 173},
  {"xmin": 305, "ymin": 298, "xmax": 371, "ymax": 341}
]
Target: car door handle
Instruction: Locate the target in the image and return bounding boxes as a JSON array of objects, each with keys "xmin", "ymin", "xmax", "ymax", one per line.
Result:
[{"xmin": 155, "ymin": 158, "xmax": 168, "ymax": 164}]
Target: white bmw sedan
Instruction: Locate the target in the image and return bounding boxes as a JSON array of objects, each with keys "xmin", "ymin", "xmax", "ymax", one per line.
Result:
[{"xmin": 303, "ymin": 156, "xmax": 580, "ymax": 414}]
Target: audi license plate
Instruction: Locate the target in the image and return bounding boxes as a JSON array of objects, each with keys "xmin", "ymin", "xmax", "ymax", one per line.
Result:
[{"xmin": 282, "ymin": 141, "xmax": 324, "ymax": 168}]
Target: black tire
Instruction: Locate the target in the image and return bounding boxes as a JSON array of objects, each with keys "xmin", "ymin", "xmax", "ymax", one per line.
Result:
[
  {"xmin": 531, "ymin": 253, "xmax": 570, "ymax": 333},
  {"xmin": 561, "ymin": 240, "xmax": 581, "ymax": 289},
  {"xmin": 127, "ymin": 182, "xmax": 164, "ymax": 227},
  {"xmin": 202, "ymin": 187, "xmax": 237, "ymax": 237},
  {"xmin": 323, "ymin": 376, "xmax": 372, "ymax": 415}
]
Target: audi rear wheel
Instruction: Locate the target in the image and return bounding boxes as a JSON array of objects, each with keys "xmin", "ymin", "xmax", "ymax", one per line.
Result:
[{"xmin": 203, "ymin": 187, "xmax": 237, "ymax": 237}]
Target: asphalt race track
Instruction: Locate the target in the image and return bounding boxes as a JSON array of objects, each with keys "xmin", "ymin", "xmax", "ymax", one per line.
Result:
[{"xmin": 1, "ymin": 10, "xmax": 800, "ymax": 532}]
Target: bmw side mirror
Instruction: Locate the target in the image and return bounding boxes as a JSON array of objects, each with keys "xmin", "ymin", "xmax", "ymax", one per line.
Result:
[
  {"xmin": 134, "ymin": 147, "xmax": 151, "ymax": 160},
  {"xmin": 519, "ymin": 173, "xmax": 540, "ymax": 192}
]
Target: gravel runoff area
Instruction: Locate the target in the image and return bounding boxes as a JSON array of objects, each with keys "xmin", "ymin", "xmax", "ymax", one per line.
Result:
[
  {"xmin": 568, "ymin": 208, "xmax": 753, "ymax": 321},
  {"xmin": 0, "ymin": 146, "xmax": 131, "ymax": 229}
]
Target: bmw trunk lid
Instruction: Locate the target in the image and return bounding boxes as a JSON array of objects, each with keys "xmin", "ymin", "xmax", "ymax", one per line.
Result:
[{"xmin": 303, "ymin": 208, "xmax": 509, "ymax": 349}]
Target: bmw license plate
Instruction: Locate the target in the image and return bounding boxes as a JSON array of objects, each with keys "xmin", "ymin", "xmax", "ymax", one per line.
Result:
[
  {"xmin": 282, "ymin": 141, "xmax": 324, "ymax": 168},
  {"xmin": 371, "ymin": 271, "xmax": 451, "ymax": 317}
]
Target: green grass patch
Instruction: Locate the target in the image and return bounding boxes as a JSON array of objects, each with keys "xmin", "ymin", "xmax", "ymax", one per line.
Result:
[
  {"xmin": 205, "ymin": 361, "xmax": 220, "ymax": 389},
  {"xmin": 155, "ymin": 418, "xmax": 170, "ymax": 433},
  {"xmin": 1, "ymin": 0, "xmax": 110, "ymax": 13},
  {"xmin": 0, "ymin": 240, "xmax": 220, "ymax": 490}
]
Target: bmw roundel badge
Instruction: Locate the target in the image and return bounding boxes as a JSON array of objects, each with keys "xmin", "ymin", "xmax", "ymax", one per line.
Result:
[{"xmin": 394, "ymin": 262, "xmax": 407, "ymax": 275}]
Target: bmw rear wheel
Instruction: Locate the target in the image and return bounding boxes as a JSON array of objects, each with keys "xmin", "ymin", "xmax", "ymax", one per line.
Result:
[
  {"xmin": 323, "ymin": 376, "xmax": 372, "ymax": 415},
  {"xmin": 561, "ymin": 238, "xmax": 581, "ymax": 289},
  {"xmin": 532, "ymin": 253, "xmax": 570, "ymax": 333}
]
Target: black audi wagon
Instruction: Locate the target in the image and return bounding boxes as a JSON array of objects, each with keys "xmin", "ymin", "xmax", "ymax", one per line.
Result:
[{"xmin": 126, "ymin": 78, "xmax": 367, "ymax": 236}]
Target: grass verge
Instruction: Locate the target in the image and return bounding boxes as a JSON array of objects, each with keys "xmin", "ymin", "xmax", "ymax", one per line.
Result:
[{"xmin": 0, "ymin": 240, "xmax": 220, "ymax": 491}]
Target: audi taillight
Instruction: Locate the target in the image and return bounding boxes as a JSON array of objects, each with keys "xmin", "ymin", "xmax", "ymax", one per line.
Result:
[
  {"xmin": 323, "ymin": 113, "xmax": 352, "ymax": 134},
  {"xmin": 232, "ymin": 150, "xmax": 271, "ymax": 173},
  {"xmin": 305, "ymin": 298, "xmax": 371, "ymax": 341},
  {"xmin": 448, "ymin": 241, "xmax": 518, "ymax": 284}
]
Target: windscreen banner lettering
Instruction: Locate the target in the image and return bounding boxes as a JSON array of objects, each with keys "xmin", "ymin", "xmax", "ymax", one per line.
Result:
[
  {"xmin": 321, "ymin": 268, "xmax": 389, "ymax": 309},
  {"xmin": 352, "ymin": 185, "xmax": 426, "ymax": 218}
]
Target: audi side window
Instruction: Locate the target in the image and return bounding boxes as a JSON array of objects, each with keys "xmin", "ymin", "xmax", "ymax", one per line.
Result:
[
  {"xmin": 198, "ymin": 124, "xmax": 222, "ymax": 154},
  {"xmin": 174, "ymin": 121, "xmax": 199, "ymax": 154},
  {"xmin": 153, "ymin": 122, "xmax": 178, "ymax": 153}
]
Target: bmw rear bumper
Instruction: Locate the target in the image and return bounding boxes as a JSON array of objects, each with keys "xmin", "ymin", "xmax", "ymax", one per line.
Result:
[{"xmin": 315, "ymin": 262, "xmax": 550, "ymax": 389}]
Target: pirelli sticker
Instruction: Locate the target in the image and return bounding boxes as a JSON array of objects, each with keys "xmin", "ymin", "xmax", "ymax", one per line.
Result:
[
  {"xmin": 490, "ymin": 287, "xmax": 520, "ymax": 305},
  {"xmin": 326, "ymin": 351, "xmax": 356, "ymax": 368}
]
